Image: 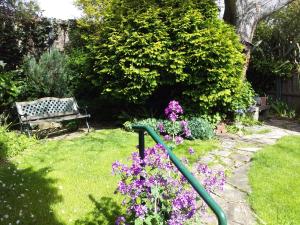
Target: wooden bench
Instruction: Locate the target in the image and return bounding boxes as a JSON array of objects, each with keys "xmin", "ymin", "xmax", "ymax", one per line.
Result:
[{"xmin": 15, "ymin": 97, "xmax": 90, "ymax": 135}]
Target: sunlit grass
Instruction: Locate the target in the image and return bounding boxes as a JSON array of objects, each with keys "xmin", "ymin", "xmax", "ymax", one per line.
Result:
[
  {"xmin": 0, "ymin": 129, "xmax": 218, "ymax": 225},
  {"xmin": 249, "ymin": 136, "xmax": 300, "ymax": 225}
]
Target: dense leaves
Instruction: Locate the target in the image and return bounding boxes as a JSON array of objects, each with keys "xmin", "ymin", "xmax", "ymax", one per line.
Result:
[
  {"xmin": 76, "ymin": 0, "xmax": 253, "ymax": 115},
  {"xmin": 0, "ymin": 0, "xmax": 61, "ymax": 70},
  {"xmin": 23, "ymin": 49, "xmax": 72, "ymax": 98},
  {"xmin": 249, "ymin": 0, "xmax": 300, "ymax": 93}
]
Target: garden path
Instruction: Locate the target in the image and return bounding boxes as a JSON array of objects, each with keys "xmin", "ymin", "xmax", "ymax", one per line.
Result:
[{"xmin": 200, "ymin": 119, "xmax": 300, "ymax": 225}]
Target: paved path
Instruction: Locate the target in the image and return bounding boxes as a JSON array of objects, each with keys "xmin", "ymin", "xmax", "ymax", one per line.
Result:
[{"xmin": 200, "ymin": 119, "xmax": 300, "ymax": 225}]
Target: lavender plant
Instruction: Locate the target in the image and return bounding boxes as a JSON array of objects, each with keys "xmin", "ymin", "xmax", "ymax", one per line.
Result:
[{"xmin": 112, "ymin": 144, "xmax": 225, "ymax": 225}]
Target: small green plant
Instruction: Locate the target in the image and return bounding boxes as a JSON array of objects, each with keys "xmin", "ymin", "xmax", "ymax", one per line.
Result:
[
  {"xmin": 271, "ymin": 100, "xmax": 296, "ymax": 119},
  {"xmin": 235, "ymin": 114, "xmax": 262, "ymax": 126},
  {"xmin": 187, "ymin": 117, "xmax": 215, "ymax": 140},
  {"xmin": 0, "ymin": 125, "xmax": 37, "ymax": 159}
]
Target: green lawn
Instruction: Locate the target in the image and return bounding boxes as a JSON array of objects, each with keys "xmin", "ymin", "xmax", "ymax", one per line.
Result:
[
  {"xmin": 249, "ymin": 136, "xmax": 300, "ymax": 225},
  {"xmin": 0, "ymin": 129, "xmax": 218, "ymax": 225}
]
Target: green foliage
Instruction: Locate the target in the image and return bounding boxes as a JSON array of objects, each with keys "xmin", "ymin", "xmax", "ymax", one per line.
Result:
[
  {"xmin": 270, "ymin": 100, "xmax": 296, "ymax": 119},
  {"xmin": 0, "ymin": 0, "xmax": 60, "ymax": 70},
  {"xmin": 123, "ymin": 118, "xmax": 158, "ymax": 132},
  {"xmin": 162, "ymin": 120, "xmax": 182, "ymax": 137},
  {"xmin": 235, "ymin": 114, "xmax": 262, "ymax": 126},
  {"xmin": 186, "ymin": 113, "xmax": 223, "ymax": 127},
  {"xmin": 0, "ymin": 126, "xmax": 37, "ymax": 159},
  {"xmin": 0, "ymin": 65, "xmax": 23, "ymax": 109},
  {"xmin": 187, "ymin": 117, "xmax": 214, "ymax": 140},
  {"xmin": 76, "ymin": 0, "xmax": 251, "ymax": 115},
  {"xmin": 250, "ymin": 0, "xmax": 300, "ymax": 92},
  {"xmin": 23, "ymin": 49, "xmax": 72, "ymax": 98}
]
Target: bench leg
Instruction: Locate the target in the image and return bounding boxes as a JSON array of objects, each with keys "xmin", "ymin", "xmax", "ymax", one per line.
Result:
[
  {"xmin": 85, "ymin": 118, "xmax": 90, "ymax": 132},
  {"xmin": 24, "ymin": 124, "xmax": 32, "ymax": 137}
]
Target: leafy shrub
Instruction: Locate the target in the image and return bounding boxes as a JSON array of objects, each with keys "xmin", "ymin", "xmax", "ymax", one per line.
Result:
[
  {"xmin": 123, "ymin": 118, "xmax": 159, "ymax": 132},
  {"xmin": 77, "ymin": 0, "xmax": 252, "ymax": 115},
  {"xmin": 186, "ymin": 113, "xmax": 223, "ymax": 128},
  {"xmin": 187, "ymin": 118, "xmax": 215, "ymax": 140},
  {"xmin": 161, "ymin": 120, "xmax": 182, "ymax": 137},
  {"xmin": 0, "ymin": 65, "xmax": 23, "ymax": 109},
  {"xmin": 23, "ymin": 48, "xmax": 72, "ymax": 98},
  {"xmin": 0, "ymin": 126, "xmax": 37, "ymax": 160}
]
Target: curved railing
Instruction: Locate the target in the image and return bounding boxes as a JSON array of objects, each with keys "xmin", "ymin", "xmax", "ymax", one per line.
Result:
[{"xmin": 133, "ymin": 125, "xmax": 227, "ymax": 225}]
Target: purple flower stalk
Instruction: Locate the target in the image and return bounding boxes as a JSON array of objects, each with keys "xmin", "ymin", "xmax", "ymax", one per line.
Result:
[{"xmin": 165, "ymin": 100, "xmax": 183, "ymax": 122}]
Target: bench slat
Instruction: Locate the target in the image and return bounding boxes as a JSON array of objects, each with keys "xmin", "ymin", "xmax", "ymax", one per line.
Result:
[{"xmin": 27, "ymin": 114, "xmax": 90, "ymax": 125}]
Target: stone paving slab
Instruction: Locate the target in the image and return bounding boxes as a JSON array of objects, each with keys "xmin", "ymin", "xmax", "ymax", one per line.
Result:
[{"xmin": 200, "ymin": 120, "xmax": 300, "ymax": 225}]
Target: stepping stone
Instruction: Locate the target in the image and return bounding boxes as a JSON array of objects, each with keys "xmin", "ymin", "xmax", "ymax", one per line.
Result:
[
  {"xmin": 212, "ymin": 150, "xmax": 232, "ymax": 157},
  {"xmin": 199, "ymin": 155, "xmax": 215, "ymax": 164},
  {"xmin": 220, "ymin": 157, "xmax": 235, "ymax": 167},
  {"xmin": 231, "ymin": 153, "xmax": 251, "ymax": 163},
  {"xmin": 238, "ymin": 147, "xmax": 260, "ymax": 152},
  {"xmin": 228, "ymin": 164, "xmax": 252, "ymax": 193}
]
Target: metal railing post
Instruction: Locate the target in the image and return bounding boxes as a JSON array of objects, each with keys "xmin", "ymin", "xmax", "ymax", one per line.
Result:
[{"xmin": 138, "ymin": 130, "xmax": 145, "ymax": 160}]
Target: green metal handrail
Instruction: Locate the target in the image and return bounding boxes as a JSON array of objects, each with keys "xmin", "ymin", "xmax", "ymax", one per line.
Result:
[{"xmin": 133, "ymin": 125, "xmax": 227, "ymax": 225}]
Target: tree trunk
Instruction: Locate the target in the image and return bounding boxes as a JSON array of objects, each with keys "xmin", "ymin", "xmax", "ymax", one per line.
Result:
[{"xmin": 219, "ymin": 0, "xmax": 295, "ymax": 75}]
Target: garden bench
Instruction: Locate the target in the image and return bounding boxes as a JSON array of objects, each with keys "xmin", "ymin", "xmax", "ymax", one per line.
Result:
[{"xmin": 15, "ymin": 97, "xmax": 90, "ymax": 135}]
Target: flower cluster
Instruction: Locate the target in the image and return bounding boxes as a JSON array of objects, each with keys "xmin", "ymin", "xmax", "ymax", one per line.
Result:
[
  {"xmin": 164, "ymin": 100, "xmax": 183, "ymax": 122},
  {"xmin": 159, "ymin": 101, "xmax": 191, "ymax": 146},
  {"xmin": 113, "ymin": 144, "xmax": 225, "ymax": 225},
  {"xmin": 180, "ymin": 120, "xmax": 191, "ymax": 137}
]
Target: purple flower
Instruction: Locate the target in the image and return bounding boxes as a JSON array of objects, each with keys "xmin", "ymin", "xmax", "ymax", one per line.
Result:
[
  {"xmin": 133, "ymin": 204, "xmax": 148, "ymax": 217},
  {"xmin": 180, "ymin": 120, "xmax": 191, "ymax": 137},
  {"xmin": 112, "ymin": 143, "xmax": 225, "ymax": 224},
  {"xmin": 115, "ymin": 216, "xmax": 126, "ymax": 225},
  {"xmin": 175, "ymin": 136, "xmax": 183, "ymax": 145},
  {"xmin": 164, "ymin": 135, "xmax": 172, "ymax": 141},
  {"xmin": 157, "ymin": 122, "xmax": 165, "ymax": 133},
  {"xmin": 165, "ymin": 100, "xmax": 183, "ymax": 122},
  {"xmin": 188, "ymin": 147, "xmax": 195, "ymax": 155}
]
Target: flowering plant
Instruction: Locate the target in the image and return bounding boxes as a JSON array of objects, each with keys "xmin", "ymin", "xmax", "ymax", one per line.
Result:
[
  {"xmin": 158, "ymin": 101, "xmax": 191, "ymax": 145},
  {"xmin": 113, "ymin": 144, "xmax": 225, "ymax": 225}
]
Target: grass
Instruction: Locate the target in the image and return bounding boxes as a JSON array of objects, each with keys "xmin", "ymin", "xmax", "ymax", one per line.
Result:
[
  {"xmin": 249, "ymin": 136, "xmax": 300, "ymax": 225},
  {"xmin": 0, "ymin": 129, "xmax": 218, "ymax": 225}
]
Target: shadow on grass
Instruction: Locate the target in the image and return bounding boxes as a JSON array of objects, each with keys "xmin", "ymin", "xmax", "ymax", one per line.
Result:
[
  {"xmin": 0, "ymin": 162, "xmax": 63, "ymax": 225},
  {"xmin": 75, "ymin": 195, "xmax": 122, "ymax": 225}
]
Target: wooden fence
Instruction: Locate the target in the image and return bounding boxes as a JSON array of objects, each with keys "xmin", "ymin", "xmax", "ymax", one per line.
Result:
[{"xmin": 269, "ymin": 74, "xmax": 300, "ymax": 112}]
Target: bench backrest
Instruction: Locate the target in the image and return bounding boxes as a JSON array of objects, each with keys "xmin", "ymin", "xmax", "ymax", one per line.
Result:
[{"xmin": 15, "ymin": 97, "xmax": 79, "ymax": 121}]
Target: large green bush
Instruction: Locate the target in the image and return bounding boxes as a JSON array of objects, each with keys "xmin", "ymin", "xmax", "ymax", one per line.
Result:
[
  {"xmin": 23, "ymin": 49, "xmax": 72, "ymax": 98},
  {"xmin": 77, "ymin": 0, "xmax": 253, "ymax": 115}
]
